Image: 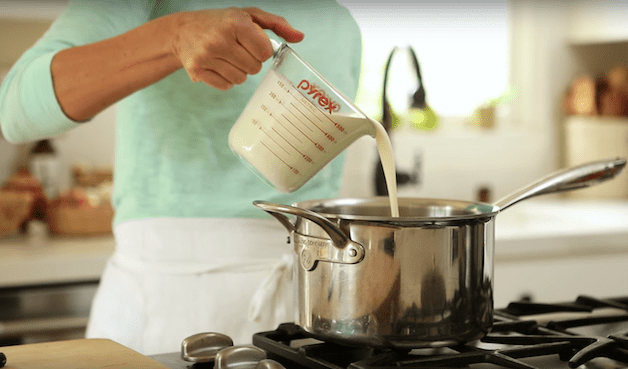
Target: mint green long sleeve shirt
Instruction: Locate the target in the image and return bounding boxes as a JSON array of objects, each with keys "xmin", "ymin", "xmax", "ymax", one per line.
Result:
[{"xmin": 0, "ymin": 1, "xmax": 362, "ymax": 224}]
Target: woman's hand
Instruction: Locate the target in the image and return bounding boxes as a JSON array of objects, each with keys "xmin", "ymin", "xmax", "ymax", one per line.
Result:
[
  {"xmin": 51, "ymin": 6, "xmax": 303, "ymax": 121},
  {"xmin": 171, "ymin": 7, "xmax": 304, "ymax": 90}
]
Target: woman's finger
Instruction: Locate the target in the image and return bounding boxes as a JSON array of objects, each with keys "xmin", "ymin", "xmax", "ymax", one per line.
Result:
[
  {"xmin": 189, "ymin": 57, "xmax": 249, "ymax": 89},
  {"xmin": 233, "ymin": 7, "xmax": 304, "ymax": 63},
  {"xmin": 234, "ymin": 21, "xmax": 274, "ymax": 63},
  {"xmin": 209, "ymin": 58, "xmax": 249, "ymax": 85},
  {"xmin": 224, "ymin": 44, "xmax": 264, "ymax": 75},
  {"xmin": 192, "ymin": 68, "xmax": 233, "ymax": 91},
  {"xmin": 243, "ymin": 7, "xmax": 304, "ymax": 43}
]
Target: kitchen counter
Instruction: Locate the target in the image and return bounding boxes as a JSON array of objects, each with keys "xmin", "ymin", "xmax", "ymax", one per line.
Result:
[
  {"xmin": 0, "ymin": 198, "xmax": 626, "ymax": 290},
  {"xmin": 492, "ymin": 198, "xmax": 628, "ymax": 307},
  {"xmin": 494, "ymin": 198, "xmax": 628, "ymax": 260},
  {"xmin": 0, "ymin": 234, "xmax": 114, "ymax": 288}
]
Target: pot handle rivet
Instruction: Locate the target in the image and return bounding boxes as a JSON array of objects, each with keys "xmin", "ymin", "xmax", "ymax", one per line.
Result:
[
  {"xmin": 253, "ymin": 200, "xmax": 365, "ymax": 254},
  {"xmin": 301, "ymin": 250, "xmax": 315, "ymax": 271}
]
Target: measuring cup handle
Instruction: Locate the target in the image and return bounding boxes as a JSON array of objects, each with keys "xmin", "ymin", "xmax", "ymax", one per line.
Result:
[{"xmin": 270, "ymin": 39, "xmax": 282, "ymax": 55}]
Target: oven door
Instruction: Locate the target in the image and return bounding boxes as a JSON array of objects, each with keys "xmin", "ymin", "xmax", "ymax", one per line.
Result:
[{"xmin": 0, "ymin": 281, "xmax": 98, "ymax": 345}]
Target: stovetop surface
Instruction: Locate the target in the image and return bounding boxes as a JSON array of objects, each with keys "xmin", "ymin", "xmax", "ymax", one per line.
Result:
[{"xmin": 151, "ymin": 295, "xmax": 628, "ymax": 369}]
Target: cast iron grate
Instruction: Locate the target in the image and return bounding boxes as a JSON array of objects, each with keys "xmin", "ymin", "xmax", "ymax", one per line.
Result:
[
  {"xmin": 490, "ymin": 295, "xmax": 628, "ymax": 368},
  {"xmin": 252, "ymin": 296, "xmax": 628, "ymax": 369}
]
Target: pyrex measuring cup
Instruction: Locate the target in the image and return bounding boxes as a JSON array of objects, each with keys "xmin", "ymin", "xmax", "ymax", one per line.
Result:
[{"xmin": 228, "ymin": 41, "xmax": 377, "ymax": 193}]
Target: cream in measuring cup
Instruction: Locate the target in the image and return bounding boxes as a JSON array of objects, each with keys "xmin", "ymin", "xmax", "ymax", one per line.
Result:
[{"xmin": 229, "ymin": 42, "xmax": 399, "ymax": 216}]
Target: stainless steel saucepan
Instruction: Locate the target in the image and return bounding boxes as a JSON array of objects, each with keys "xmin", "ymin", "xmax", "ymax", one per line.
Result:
[{"xmin": 254, "ymin": 158, "xmax": 626, "ymax": 349}]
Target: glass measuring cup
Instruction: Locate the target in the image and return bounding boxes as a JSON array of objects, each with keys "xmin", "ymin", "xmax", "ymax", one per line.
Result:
[{"xmin": 228, "ymin": 41, "xmax": 378, "ymax": 193}]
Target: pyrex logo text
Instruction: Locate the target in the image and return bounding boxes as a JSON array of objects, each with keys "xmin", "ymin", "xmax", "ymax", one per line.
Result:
[{"xmin": 296, "ymin": 80, "xmax": 340, "ymax": 114}]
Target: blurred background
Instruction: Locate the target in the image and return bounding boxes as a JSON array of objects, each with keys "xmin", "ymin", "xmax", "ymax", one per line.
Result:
[{"xmin": 1, "ymin": 0, "xmax": 627, "ymax": 346}]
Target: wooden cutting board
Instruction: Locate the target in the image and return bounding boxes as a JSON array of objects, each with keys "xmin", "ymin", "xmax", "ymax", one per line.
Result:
[{"xmin": 0, "ymin": 339, "xmax": 170, "ymax": 369}]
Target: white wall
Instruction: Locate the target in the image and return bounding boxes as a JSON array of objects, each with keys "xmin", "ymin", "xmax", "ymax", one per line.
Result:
[
  {"xmin": 53, "ymin": 107, "xmax": 117, "ymax": 190},
  {"xmin": 0, "ymin": 105, "xmax": 116, "ymax": 192}
]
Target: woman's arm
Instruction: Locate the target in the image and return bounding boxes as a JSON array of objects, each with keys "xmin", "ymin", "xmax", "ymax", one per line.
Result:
[
  {"xmin": 0, "ymin": 5, "xmax": 303, "ymax": 142},
  {"xmin": 52, "ymin": 7, "xmax": 304, "ymax": 122}
]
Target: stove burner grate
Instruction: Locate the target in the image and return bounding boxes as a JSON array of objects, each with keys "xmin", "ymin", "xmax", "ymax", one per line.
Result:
[
  {"xmin": 253, "ymin": 296, "xmax": 628, "ymax": 369},
  {"xmin": 493, "ymin": 295, "xmax": 628, "ymax": 368}
]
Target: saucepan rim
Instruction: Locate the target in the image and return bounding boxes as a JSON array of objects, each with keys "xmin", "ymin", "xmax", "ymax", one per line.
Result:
[{"xmin": 291, "ymin": 196, "xmax": 500, "ymax": 224}]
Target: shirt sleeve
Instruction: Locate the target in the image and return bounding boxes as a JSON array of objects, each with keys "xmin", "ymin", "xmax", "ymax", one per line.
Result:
[{"xmin": 0, "ymin": 0, "xmax": 153, "ymax": 143}]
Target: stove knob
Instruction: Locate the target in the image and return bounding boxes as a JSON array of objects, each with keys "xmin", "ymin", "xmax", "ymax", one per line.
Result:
[
  {"xmin": 215, "ymin": 346, "xmax": 266, "ymax": 369},
  {"xmin": 256, "ymin": 359, "xmax": 286, "ymax": 369}
]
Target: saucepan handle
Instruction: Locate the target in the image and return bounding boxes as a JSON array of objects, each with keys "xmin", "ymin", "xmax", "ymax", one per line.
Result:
[
  {"xmin": 253, "ymin": 200, "xmax": 365, "ymax": 270},
  {"xmin": 494, "ymin": 157, "xmax": 626, "ymax": 212}
]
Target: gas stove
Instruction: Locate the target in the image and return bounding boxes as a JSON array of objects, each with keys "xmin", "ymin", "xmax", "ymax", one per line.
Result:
[{"xmin": 151, "ymin": 295, "xmax": 628, "ymax": 369}]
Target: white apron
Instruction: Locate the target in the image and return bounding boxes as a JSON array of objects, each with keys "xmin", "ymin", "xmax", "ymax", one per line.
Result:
[{"xmin": 85, "ymin": 218, "xmax": 294, "ymax": 355}]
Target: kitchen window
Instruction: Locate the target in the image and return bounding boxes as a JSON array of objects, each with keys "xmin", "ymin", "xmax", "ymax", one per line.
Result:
[
  {"xmin": 339, "ymin": 1, "xmax": 510, "ymax": 120},
  {"xmin": 337, "ymin": 1, "xmax": 522, "ymax": 201}
]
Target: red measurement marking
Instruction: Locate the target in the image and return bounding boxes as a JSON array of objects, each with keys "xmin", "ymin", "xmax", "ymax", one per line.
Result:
[
  {"xmin": 265, "ymin": 127, "xmax": 291, "ymax": 155},
  {"xmin": 332, "ymin": 121, "xmax": 346, "ymax": 133},
  {"xmin": 271, "ymin": 125, "xmax": 315, "ymax": 165},
  {"xmin": 287, "ymin": 101, "xmax": 335, "ymax": 143},
  {"xmin": 261, "ymin": 141, "xmax": 299, "ymax": 175},
  {"xmin": 281, "ymin": 113, "xmax": 325, "ymax": 153},
  {"xmin": 287, "ymin": 103, "xmax": 316, "ymax": 132},
  {"xmin": 271, "ymin": 115, "xmax": 302, "ymax": 143}
]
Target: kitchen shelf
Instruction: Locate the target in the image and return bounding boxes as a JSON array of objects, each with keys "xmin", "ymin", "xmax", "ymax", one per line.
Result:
[
  {"xmin": 566, "ymin": 2, "xmax": 628, "ymax": 45},
  {"xmin": 563, "ymin": 116, "xmax": 628, "ymax": 199}
]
